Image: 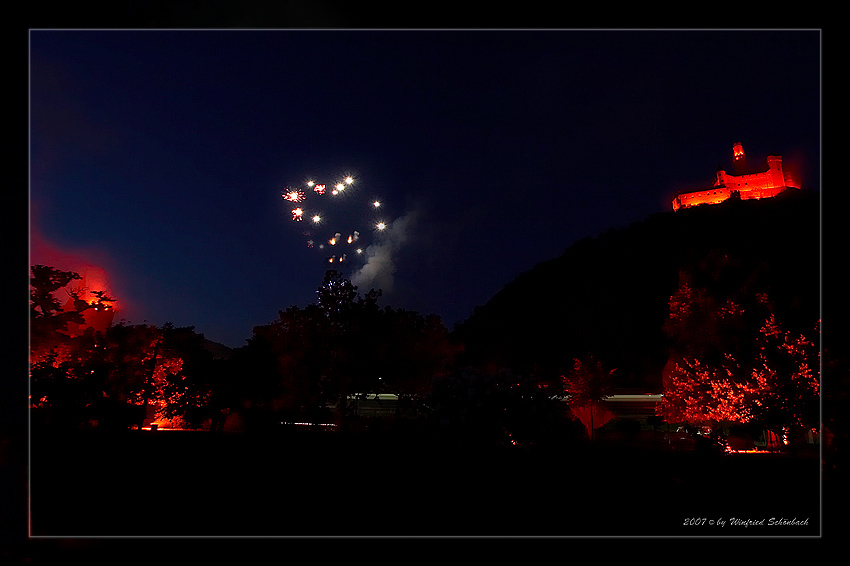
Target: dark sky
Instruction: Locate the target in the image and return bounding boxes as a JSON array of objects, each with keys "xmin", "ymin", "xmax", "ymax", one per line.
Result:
[{"xmin": 29, "ymin": 29, "xmax": 821, "ymax": 348}]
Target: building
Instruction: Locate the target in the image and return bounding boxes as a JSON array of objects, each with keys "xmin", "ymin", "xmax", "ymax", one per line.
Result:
[
  {"xmin": 672, "ymin": 143, "xmax": 798, "ymax": 211},
  {"xmin": 564, "ymin": 392, "xmax": 662, "ymax": 432}
]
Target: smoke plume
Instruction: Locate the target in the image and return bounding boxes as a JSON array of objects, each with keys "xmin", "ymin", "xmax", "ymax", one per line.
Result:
[{"xmin": 350, "ymin": 210, "xmax": 419, "ymax": 294}]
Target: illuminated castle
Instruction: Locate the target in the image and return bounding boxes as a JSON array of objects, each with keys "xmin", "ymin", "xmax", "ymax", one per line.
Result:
[{"xmin": 672, "ymin": 143, "xmax": 798, "ymax": 211}]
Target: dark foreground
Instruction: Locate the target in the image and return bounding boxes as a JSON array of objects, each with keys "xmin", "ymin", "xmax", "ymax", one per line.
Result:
[{"xmin": 27, "ymin": 427, "xmax": 821, "ymax": 538}]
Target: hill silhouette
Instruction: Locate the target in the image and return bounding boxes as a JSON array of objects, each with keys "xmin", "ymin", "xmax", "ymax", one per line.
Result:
[{"xmin": 453, "ymin": 188, "xmax": 820, "ymax": 391}]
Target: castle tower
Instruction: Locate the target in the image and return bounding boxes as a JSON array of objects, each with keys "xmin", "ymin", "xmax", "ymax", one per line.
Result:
[
  {"xmin": 732, "ymin": 142, "xmax": 747, "ymax": 175},
  {"xmin": 766, "ymin": 155, "xmax": 786, "ymax": 190}
]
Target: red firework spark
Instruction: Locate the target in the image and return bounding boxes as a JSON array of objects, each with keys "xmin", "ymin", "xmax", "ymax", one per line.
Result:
[{"xmin": 283, "ymin": 189, "xmax": 305, "ymax": 202}]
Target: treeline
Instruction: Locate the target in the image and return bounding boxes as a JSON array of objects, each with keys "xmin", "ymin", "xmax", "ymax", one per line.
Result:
[
  {"xmin": 29, "ymin": 267, "xmax": 579, "ymax": 447},
  {"xmin": 29, "ymin": 188, "xmax": 829, "ymax": 451},
  {"xmin": 30, "ymin": 264, "xmax": 222, "ymax": 431}
]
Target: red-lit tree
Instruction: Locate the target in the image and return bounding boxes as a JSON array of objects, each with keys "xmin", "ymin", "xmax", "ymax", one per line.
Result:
[
  {"xmin": 31, "ymin": 320, "xmax": 189, "ymax": 431},
  {"xmin": 30, "ymin": 330, "xmax": 107, "ymax": 430},
  {"xmin": 29, "ymin": 265, "xmax": 209, "ymax": 430},
  {"xmin": 562, "ymin": 356, "xmax": 614, "ymax": 441},
  {"xmin": 662, "ymin": 261, "xmax": 761, "ymax": 429},
  {"xmin": 749, "ymin": 313, "xmax": 820, "ymax": 450},
  {"xmin": 30, "ymin": 265, "xmax": 115, "ymax": 357},
  {"xmin": 30, "ymin": 265, "xmax": 123, "ymax": 429},
  {"xmin": 83, "ymin": 322, "xmax": 217, "ymax": 431},
  {"xmin": 660, "ymin": 262, "xmax": 819, "ymax": 449},
  {"xmin": 31, "ymin": 265, "xmax": 235, "ymax": 432},
  {"xmin": 660, "ymin": 356, "xmax": 759, "ymax": 425},
  {"xmin": 96, "ymin": 322, "xmax": 165, "ymax": 428},
  {"xmin": 150, "ymin": 323, "xmax": 220, "ymax": 429}
]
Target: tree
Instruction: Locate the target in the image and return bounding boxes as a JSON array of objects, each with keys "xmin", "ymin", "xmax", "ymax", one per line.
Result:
[
  {"xmin": 749, "ymin": 314, "xmax": 819, "ymax": 450},
  {"xmin": 30, "ymin": 315, "xmax": 194, "ymax": 432},
  {"xmin": 30, "ymin": 265, "xmax": 238, "ymax": 432},
  {"xmin": 151, "ymin": 324, "xmax": 221, "ymax": 430},
  {"xmin": 30, "ymin": 265, "xmax": 122, "ymax": 430},
  {"xmin": 364, "ymin": 308, "xmax": 456, "ymax": 412},
  {"xmin": 562, "ymin": 356, "xmax": 614, "ymax": 441},
  {"xmin": 660, "ymin": 260, "xmax": 819, "ymax": 450},
  {"xmin": 234, "ymin": 271, "xmax": 366, "ymax": 428},
  {"xmin": 660, "ymin": 356, "xmax": 758, "ymax": 425},
  {"xmin": 245, "ymin": 304, "xmax": 336, "ymax": 426},
  {"xmin": 238, "ymin": 270, "xmax": 456, "ymax": 430},
  {"xmin": 316, "ymin": 269, "xmax": 360, "ymax": 321},
  {"xmin": 30, "ymin": 265, "xmax": 114, "ymax": 356}
]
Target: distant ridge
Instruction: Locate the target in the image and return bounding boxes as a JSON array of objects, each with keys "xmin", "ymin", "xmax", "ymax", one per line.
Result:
[
  {"xmin": 453, "ymin": 188, "xmax": 820, "ymax": 391},
  {"xmin": 201, "ymin": 337, "xmax": 234, "ymax": 360}
]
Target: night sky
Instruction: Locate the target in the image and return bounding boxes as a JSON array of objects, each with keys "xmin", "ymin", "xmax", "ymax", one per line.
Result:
[{"xmin": 29, "ymin": 29, "xmax": 821, "ymax": 348}]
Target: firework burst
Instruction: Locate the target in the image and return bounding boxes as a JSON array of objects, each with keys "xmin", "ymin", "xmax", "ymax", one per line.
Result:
[
  {"xmin": 280, "ymin": 170, "xmax": 394, "ymax": 267},
  {"xmin": 282, "ymin": 188, "xmax": 305, "ymax": 203}
]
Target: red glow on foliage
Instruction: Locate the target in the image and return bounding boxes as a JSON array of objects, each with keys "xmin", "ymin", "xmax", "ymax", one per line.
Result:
[
  {"xmin": 661, "ymin": 279, "xmax": 820, "ymax": 439},
  {"xmin": 661, "ymin": 357, "xmax": 759, "ymax": 424},
  {"xmin": 30, "ymin": 218, "xmax": 124, "ymax": 316},
  {"xmin": 569, "ymin": 402, "xmax": 614, "ymax": 436}
]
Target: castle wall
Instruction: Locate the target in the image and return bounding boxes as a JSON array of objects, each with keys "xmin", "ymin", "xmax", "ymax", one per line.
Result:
[
  {"xmin": 672, "ymin": 187, "xmax": 732, "ymax": 211},
  {"xmin": 715, "ymin": 155, "xmax": 787, "ymax": 200}
]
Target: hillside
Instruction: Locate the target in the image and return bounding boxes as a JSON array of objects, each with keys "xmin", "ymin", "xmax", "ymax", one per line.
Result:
[
  {"xmin": 201, "ymin": 337, "xmax": 234, "ymax": 360},
  {"xmin": 453, "ymin": 188, "xmax": 820, "ymax": 390}
]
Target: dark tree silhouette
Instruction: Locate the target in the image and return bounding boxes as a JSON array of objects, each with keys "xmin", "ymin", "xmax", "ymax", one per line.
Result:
[
  {"xmin": 30, "ymin": 265, "xmax": 124, "ymax": 430},
  {"xmin": 316, "ymin": 269, "xmax": 360, "ymax": 320},
  {"xmin": 562, "ymin": 355, "xmax": 614, "ymax": 441},
  {"xmin": 237, "ymin": 270, "xmax": 455, "ymax": 430},
  {"xmin": 30, "ymin": 265, "xmax": 114, "ymax": 354}
]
